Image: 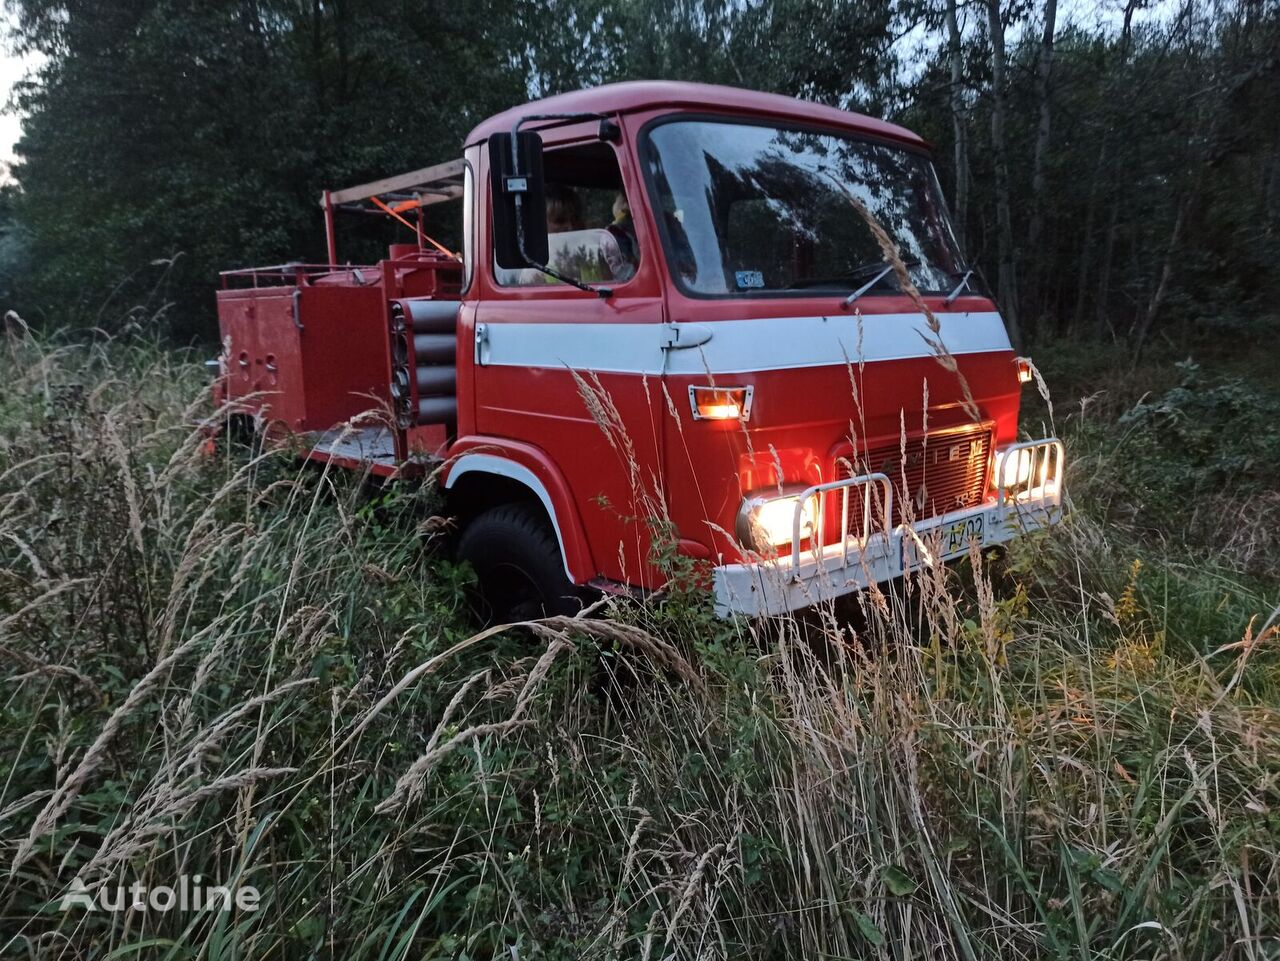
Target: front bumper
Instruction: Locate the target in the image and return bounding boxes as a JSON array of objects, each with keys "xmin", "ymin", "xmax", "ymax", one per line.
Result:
[{"xmin": 711, "ymin": 438, "xmax": 1064, "ymax": 617}]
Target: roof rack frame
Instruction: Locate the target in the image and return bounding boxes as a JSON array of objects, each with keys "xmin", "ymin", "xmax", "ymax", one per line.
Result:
[{"xmin": 320, "ymin": 158, "xmax": 465, "ymax": 264}]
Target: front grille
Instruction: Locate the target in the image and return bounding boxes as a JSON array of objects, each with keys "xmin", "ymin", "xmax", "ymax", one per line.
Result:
[{"xmin": 835, "ymin": 424, "xmax": 992, "ymax": 531}]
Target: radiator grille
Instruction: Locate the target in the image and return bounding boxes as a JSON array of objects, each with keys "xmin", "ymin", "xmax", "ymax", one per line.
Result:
[{"xmin": 836, "ymin": 425, "xmax": 992, "ymax": 531}]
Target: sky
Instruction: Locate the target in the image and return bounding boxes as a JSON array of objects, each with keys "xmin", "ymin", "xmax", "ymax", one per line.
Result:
[
  {"xmin": 0, "ymin": 55, "xmax": 28, "ymax": 178},
  {"xmin": 0, "ymin": 13, "xmax": 42, "ymax": 182}
]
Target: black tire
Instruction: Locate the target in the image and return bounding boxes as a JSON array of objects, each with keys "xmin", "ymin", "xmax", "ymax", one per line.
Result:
[{"xmin": 456, "ymin": 503, "xmax": 584, "ymax": 624}]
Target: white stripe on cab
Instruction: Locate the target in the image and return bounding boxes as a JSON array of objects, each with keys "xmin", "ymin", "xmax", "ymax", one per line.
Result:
[{"xmin": 477, "ymin": 312, "xmax": 1012, "ymax": 376}]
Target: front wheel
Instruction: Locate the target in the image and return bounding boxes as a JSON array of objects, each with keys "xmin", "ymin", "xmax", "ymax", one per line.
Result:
[{"xmin": 456, "ymin": 503, "xmax": 584, "ymax": 624}]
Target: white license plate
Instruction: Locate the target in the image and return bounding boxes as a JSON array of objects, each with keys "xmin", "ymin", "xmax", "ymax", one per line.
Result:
[{"xmin": 902, "ymin": 514, "xmax": 985, "ymax": 571}]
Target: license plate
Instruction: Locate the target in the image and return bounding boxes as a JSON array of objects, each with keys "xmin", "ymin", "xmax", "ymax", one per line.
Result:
[{"xmin": 902, "ymin": 514, "xmax": 984, "ymax": 571}]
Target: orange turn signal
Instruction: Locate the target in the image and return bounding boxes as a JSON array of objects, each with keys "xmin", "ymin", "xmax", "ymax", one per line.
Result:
[
  {"xmin": 689, "ymin": 385, "xmax": 753, "ymax": 421},
  {"xmin": 1015, "ymin": 357, "xmax": 1034, "ymax": 384}
]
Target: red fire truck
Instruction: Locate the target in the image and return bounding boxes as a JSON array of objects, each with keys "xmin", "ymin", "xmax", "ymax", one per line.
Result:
[{"xmin": 213, "ymin": 81, "xmax": 1063, "ymax": 620}]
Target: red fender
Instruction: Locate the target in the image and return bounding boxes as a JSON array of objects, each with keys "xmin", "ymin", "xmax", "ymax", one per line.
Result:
[{"xmin": 444, "ymin": 435, "xmax": 596, "ymax": 584}]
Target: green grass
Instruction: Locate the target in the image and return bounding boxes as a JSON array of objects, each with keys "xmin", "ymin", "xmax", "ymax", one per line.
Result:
[{"xmin": 0, "ymin": 327, "xmax": 1277, "ymax": 960}]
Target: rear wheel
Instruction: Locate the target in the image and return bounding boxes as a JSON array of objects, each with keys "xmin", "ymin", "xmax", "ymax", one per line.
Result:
[{"xmin": 456, "ymin": 503, "xmax": 584, "ymax": 624}]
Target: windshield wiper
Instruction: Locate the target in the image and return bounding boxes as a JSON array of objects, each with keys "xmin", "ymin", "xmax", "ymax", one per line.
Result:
[
  {"xmin": 788, "ymin": 257, "xmax": 921, "ymax": 303},
  {"xmin": 842, "ymin": 264, "xmax": 896, "ymax": 308},
  {"xmin": 943, "ymin": 269, "xmax": 974, "ymax": 305}
]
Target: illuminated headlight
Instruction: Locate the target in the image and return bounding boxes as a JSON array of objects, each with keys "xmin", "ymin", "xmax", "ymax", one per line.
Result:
[
  {"xmin": 737, "ymin": 490, "xmax": 817, "ymax": 551},
  {"xmin": 998, "ymin": 448, "xmax": 1034, "ymax": 489},
  {"xmin": 996, "ymin": 443, "xmax": 1064, "ymax": 502}
]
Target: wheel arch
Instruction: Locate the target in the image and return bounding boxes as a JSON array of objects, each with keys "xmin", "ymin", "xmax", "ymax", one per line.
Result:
[{"xmin": 444, "ymin": 447, "xmax": 594, "ymax": 583}]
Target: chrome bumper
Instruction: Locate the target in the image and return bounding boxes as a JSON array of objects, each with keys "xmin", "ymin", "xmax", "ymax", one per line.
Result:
[{"xmin": 711, "ymin": 438, "xmax": 1064, "ymax": 617}]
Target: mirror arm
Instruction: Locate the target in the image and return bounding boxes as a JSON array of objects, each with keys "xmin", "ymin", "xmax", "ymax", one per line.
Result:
[{"xmin": 507, "ymin": 113, "xmax": 615, "ymax": 299}]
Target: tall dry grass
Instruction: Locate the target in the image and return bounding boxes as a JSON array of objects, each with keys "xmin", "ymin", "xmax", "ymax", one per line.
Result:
[{"xmin": 1, "ymin": 324, "xmax": 1278, "ymax": 959}]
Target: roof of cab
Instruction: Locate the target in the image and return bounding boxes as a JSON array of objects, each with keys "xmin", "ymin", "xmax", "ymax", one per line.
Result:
[{"xmin": 463, "ymin": 80, "xmax": 927, "ymax": 149}]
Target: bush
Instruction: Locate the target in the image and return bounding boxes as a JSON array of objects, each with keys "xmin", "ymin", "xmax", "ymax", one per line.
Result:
[{"xmin": 1119, "ymin": 361, "xmax": 1280, "ymax": 499}]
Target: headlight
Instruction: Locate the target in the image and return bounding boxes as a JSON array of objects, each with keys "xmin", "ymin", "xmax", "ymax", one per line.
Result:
[
  {"xmin": 996, "ymin": 443, "xmax": 1065, "ymax": 502},
  {"xmin": 998, "ymin": 448, "xmax": 1033, "ymax": 489},
  {"xmin": 737, "ymin": 490, "xmax": 817, "ymax": 552}
]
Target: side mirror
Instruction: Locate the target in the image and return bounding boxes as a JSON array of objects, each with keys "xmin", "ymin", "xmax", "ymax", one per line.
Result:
[{"xmin": 489, "ymin": 131, "xmax": 548, "ymax": 269}]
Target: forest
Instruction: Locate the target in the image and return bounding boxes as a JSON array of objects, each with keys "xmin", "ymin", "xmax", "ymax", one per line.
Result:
[
  {"xmin": 2, "ymin": 0, "xmax": 1276, "ymax": 353},
  {"xmin": 2, "ymin": 1, "xmax": 1280, "ymax": 959}
]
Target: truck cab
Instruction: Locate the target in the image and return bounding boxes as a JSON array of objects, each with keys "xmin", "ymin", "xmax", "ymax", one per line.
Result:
[{"xmin": 214, "ymin": 81, "xmax": 1063, "ymax": 619}]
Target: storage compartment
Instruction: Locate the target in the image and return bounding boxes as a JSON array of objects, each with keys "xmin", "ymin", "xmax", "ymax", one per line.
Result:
[
  {"xmin": 216, "ymin": 272, "xmax": 387, "ymax": 434},
  {"xmin": 215, "ymin": 251, "xmax": 462, "ymax": 439}
]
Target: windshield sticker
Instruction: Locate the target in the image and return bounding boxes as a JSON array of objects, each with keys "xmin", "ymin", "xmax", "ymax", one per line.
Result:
[{"xmin": 735, "ymin": 270, "xmax": 765, "ymax": 289}]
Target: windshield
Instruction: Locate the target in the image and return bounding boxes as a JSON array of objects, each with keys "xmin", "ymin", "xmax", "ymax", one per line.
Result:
[{"xmin": 643, "ymin": 119, "xmax": 967, "ymax": 296}]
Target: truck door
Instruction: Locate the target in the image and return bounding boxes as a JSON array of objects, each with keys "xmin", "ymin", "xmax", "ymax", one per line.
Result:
[{"xmin": 471, "ymin": 136, "xmax": 667, "ymax": 588}]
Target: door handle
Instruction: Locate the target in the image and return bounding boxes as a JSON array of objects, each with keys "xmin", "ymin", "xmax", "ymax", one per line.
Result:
[{"xmin": 660, "ymin": 323, "xmax": 713, "ymax": 350}]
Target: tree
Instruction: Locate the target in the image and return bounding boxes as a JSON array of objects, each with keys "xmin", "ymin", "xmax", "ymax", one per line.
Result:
[
  {"xmin": 519, "ymin": 0, "xmax": 899, "ymax": 110},
  {"xmin": 944, "ymin": 0, "xmax": 969, "ymax": 251},
  {"xmin": 1025, "ymin": 0, "xmax": 1056, "ymax": 334},
  {"xmin": 984, "ymin": 0, "xmax": 1021, "ymax": 348},
  {"xmin": 5, "ymin": 0, "xmax": 1278, "ymax": 354},
  {"xmin": 7, "ymin": 0, "xmax": 527, "ymax": 339}
]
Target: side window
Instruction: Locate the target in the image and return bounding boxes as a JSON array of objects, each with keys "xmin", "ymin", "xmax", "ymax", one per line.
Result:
[
  {"xmin": 462, "ymin": 163, "xmax": 475, "ymax": 292},
  {"xmin": 495, "ymin": 142, "xmax": 639, "ymax": 287}
]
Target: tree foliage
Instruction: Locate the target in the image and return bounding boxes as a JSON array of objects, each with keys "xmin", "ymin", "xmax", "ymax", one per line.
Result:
[
  {"xmin": 3, "ymin": 0, "xmax": 1278, "ymax": 349},
  {"xmin": 6, "ymin": 0, "xmax": 527, "ymax": 337},
  {"xmin": 903, "ymin": 1, "xmax": 1280, "ymax": 346}
]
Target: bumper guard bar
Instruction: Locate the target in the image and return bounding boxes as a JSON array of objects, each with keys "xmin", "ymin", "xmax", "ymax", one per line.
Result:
[{"xmin": 713, "ymin": 436, "xmax": 1065, "ymax": 617}]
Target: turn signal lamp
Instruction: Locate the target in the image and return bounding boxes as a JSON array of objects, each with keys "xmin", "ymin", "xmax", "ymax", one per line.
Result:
[
  {"xmin": 1015, "ymin": 356, "xmax": 1034, "ymax": 384},
  {"xmin": 689, "ymin": 385, "xmax": 753, "ymax": 421}
]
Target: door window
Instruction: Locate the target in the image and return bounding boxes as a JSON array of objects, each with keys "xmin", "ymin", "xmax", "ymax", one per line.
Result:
[{"xmin": 495, "ymin": 142, "xmax": 639, "ymax": 287}]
